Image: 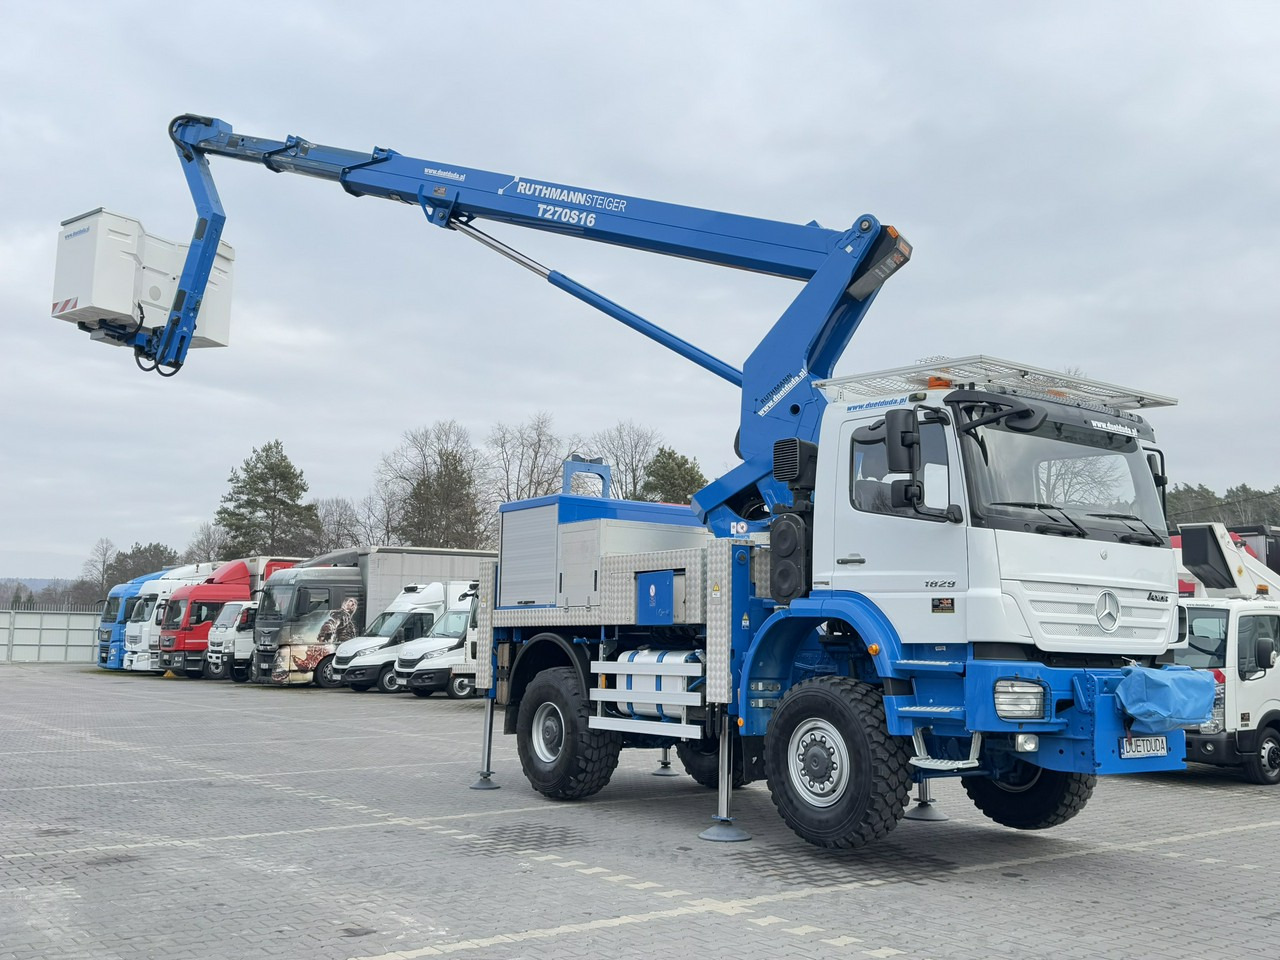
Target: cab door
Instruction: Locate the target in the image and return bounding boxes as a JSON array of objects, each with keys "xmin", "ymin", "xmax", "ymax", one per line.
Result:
[{"xmin": 816, "ymin": 411, "xmax": 969, "ymax": 645}]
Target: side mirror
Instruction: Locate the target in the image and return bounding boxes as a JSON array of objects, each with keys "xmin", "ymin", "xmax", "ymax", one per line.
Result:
[
  {"xmin": 890, "ymin": 478, "xmax": 922, "ymax": 508},
  {"xmin": 884, "ymin": 409, "xmax": 920, "ymax": 475},
  {"xmin": 1256, "ymin": 637, "xmax": 1277, "ymax": 673}
]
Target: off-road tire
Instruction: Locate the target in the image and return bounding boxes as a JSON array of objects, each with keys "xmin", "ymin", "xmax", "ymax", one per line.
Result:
[
  {"xmin": 446, "ymin": 674, "xmax": 475, "ymax": 700},
  {"xmin": 516, "ymin": 666, "xmax": 621, "ymax": 800},
  {"xmin": 676, "ymin": 729, "xmax": 748, "ymax": 789},
  {"xmin": 1243, "ymin": 727, "xmax": 1280, "ymax": 786},
  {"xmin": 962, "ymin": 761, "xmax": 1095, "ymax": 829},
  {"xmin": 764, "ymin": 676, "xmax": 912, "ymax": 849},
  {"xmin": 314, "ymin": 656, "xmax": 342, "ymax": 689}
]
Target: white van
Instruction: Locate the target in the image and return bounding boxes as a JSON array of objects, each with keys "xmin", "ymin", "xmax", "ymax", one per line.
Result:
[
  {"xmin": 394, "ymin": 589, "xmax": 479, "ymax": 699},
  {"xmin": 333, "ymin": 581, "xmax": 471, "ymax": 693}
]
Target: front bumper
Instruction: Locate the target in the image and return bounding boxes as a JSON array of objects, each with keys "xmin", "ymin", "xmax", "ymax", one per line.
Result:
[
  {"xmin": 342, "ymin": 664, "xmax": 382, "ymax": 685},
  {"xmin": 408, "ymin": 668, "xmax": 450, "ymax": 693},
  {"xmin": 160, "ymin": 651, "xmax": 204, "ymax": 671},
  {"xmin": 1185, "ymin": 730, "xmax": 1250, "ymax": 766},
  {"xmin": 884, "ymin": 660, "xmax": 1191, "ymax": 776}
]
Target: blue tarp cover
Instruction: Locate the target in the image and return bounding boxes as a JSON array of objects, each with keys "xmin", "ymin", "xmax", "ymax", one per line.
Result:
[{"xmin": 1116, "ymin": 665, "xmax": 1216, "ymax": 734}]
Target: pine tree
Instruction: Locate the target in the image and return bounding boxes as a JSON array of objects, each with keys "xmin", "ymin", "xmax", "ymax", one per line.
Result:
[
  {"xmin": 640, "ymin": 447, "xmax": 708, "ymax": 504},
  {"xmin": 214, "ymin": 441, "xmax": 321, "ymax": 556}
]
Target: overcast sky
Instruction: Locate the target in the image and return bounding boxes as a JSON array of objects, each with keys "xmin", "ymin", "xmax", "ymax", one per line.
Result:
[{"xmin": 3, "ymin": 2, "xmax": 1278, "ymax": 579}]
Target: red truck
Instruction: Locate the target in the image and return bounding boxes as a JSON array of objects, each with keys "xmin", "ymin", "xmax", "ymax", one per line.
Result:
[{"xmin": 158, "ymin": 556, "xmax": 299, "ymax": 678}]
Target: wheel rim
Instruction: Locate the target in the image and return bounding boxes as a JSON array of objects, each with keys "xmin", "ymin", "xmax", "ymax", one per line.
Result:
[
  {"xmin": 532, "ymin": 701, "xmax": 565, "ymax": 764},
  {"xmin": 320, "ymin": 660, "xmax": 334, "ymax": 684},
  {"xmin": 454, "ymin": 678, "xmax": 472, "ymax": 697},
  {"xmin": 787, "ymin": 718, "xmax": 849, "ymax": 807},
  {"xmin": 382, "ymin": 671, "xmax": 397, "ymax": 691},
  {"xmin": 1260, "ymin": 737, "xmax": 1280, "ymax": 776},
  {"xmin": 992, "ymin": 761, "xmax": 1043, "ymax": 794}
]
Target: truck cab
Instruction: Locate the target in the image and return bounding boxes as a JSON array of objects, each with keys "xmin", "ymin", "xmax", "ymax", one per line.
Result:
[
  {"xmin": 333, "ymin": 582, "xmax": 452, "ymax": 693},
  {"xmin": 206, "ymin": 600, "xmax": 257, "ymax": 681},
  {"xmin": 97, "ymin": 569, "xmax": 169, "ymax": 669},
  {"xmin": 122, "ymin": 563, "xmax": 220, "ymax": 672},
  {"xmin": 398, "ymin": 587, "xmax": 480, "ymax": 699},
  {"xmin": 1177, "ymin": 598, "xmax": 1280, "ymax": 783}
]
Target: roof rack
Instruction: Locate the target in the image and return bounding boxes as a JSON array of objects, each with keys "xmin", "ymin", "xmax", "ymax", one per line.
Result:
[{"xmin": 817, "ymin": 355, "xmax": 1177, "ymax": 411}]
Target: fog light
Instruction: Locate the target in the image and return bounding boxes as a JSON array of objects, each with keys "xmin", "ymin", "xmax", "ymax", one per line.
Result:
[
  {"xmin": 994, "ymin": 679, "xmax": 1046, "ymax": 719},
  {"xmin": 1015, "ymin": 733, "xmax": 1039, "ymax": 753},
  {"xmin": 1203, "ymin": 742, "xmax": 1216, "ymax": 755}
]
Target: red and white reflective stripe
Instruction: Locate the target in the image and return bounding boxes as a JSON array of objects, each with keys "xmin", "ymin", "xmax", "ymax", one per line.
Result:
[
  {"xmin": 1212, "ymin": 668, "xmax": 1226, "ymax": 684},
  {"xmin": 51, "ymin": 297, "xmax": 79, "ymax": 315}
]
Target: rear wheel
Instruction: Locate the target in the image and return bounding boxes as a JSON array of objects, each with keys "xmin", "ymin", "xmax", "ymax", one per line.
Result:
[
  {"xmin": 676, "ymin": 728, "xmax": 747, "ymax": 789},
  {"xmin": 962, "ymin": 760, "xmax": 1095, "ymax": 829},
  {"xmin": 376, "ymin": 665, "xmax": 400, "ymax": 694},
  {"xmin": 516, "ymin": 666, "xmax": 621, "ymax": 799},
  {"xmin": 1243, "ymin": 728, "xmax": 1280, "ymax": 785},
  {"xmin": 314, "ymin": 656, "xmax": 342, "ymax": 689},
  {"xmin": 763, "ymin": 676, "xmax": 912, "ymax": 849},
  {"xmin": 446, "ymin": 674, "xmax": 475, "ymax": 699}
]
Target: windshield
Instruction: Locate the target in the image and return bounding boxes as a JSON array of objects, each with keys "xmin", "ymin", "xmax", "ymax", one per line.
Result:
[
  {"xmin": 259, "ymin": 585, "xmax": 294, "ymax": 620},
  {"xmin": 959, "ymin": 413, "xmax": 1166, "ymax": 543},
  {"xmin": 212, "ymin": 603, "xmax": 243, "ymax": 630},
  {"xmin": 162, "ymin": 598, "xmax": 188, "ymax": 629},
  {"xmin": 132, "ymin": 596, "xmax": 157, "ymax": 622},
  {"xmin": 1175, "ymin": 608, "xmax": 1229, "ymax": 668},
  {"xmin": 190, "ymin": 601, "xmax": 224, "ymax": 627},
  {"xmin": 102, "ymin": 597, "xmax": 122, "ymax": 623},
  {"xmin": 427, "ymin": 610, "xmax": 470, "ymax": 640},
  {"xmin": 366, "ymin": 611, "xmax": 406, "ymax": 637}
]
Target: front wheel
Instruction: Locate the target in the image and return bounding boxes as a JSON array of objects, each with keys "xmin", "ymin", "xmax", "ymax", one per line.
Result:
[
  {"xmin": 230, "ymin": 663, "xmax": 249, "ymax": 684},
  {"xmin": 205, "ymin": 657, "xmax": 229, "ymax": 681},
  {"xmin": 411, "ymin": 688, "xmax": 433, "ymax": 699},
  {"xmin": 446, "ymin": 674, "xmax": 475, "ymax": 700},
  {"xmin": 516, "ymin": 666, "xmax": 621, "ymax": 800},
  {"xmin": 314, "ymin": 656, "xmax": 342, "ymax": 689},
  {"xmin": 376, "ymin": 665, "xmax": 400, "ymax": 694},
  {"xmin": 183, "ymin": 666, "xmax": 204, "ymax": 680},
  {"xmin": 763, "ymin": 676, "xmax": 912, "ymax": 849},
  {"xmin": 1243, "ymin": 728, "xmax": 1280, "ymax": 785},
  {"xmin": 962, "ymin": 760, "xmax": 1095, "ymax": 829}
]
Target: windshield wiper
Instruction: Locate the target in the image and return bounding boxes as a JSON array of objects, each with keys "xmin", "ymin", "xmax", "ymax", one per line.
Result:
[
  {"xmin": 1086, "ymin": 512, "xmax": 1166, "ymax": 546},
  {"xmin": 988, "ymin": 501, "xmax": 1089, "ymax": 538}
]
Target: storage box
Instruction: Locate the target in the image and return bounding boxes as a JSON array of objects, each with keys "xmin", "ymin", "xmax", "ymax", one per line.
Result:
[{"xmin": 52, "ymin": 209, "xmax": 234, "ymax": 348}]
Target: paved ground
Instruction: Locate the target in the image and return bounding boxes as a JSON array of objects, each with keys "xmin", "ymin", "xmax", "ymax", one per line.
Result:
[{"xmin": 0, "ymin": 664, "xmax": 1275, "ymax": 960}]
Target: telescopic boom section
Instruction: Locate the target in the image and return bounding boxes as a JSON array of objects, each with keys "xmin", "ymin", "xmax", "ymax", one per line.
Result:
[{"xmin": 156, "ymin": 114, "xmax": 910, "ymax": 531}]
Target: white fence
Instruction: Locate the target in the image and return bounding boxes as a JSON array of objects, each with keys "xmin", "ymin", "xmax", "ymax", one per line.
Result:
[{"xmin": 0, "ymin": 609, "xmax": 99, "ymax": 663}]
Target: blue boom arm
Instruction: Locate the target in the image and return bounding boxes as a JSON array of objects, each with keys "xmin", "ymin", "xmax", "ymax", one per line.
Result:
[{"xmin": 132, "ymin": 114, "xmax": 911, "ymax": 532}]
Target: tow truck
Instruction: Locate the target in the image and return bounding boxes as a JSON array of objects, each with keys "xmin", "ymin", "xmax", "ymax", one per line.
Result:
[{"xmin": 52, "ymin": 115, "xmax": 1211, "ymax": 847}]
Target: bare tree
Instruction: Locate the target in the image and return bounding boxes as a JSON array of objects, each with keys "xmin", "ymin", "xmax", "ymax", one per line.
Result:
[
  {"xmin": 313, "ymin": 497, "xmax": 363, "ymax": 553},
  {"xmin": 486, "ymin": 412, "xmax": 578, "ymax": 505},
  {"xmin": 80, "ymin": 537, "xmax": 117, "ymax": 598},
  {"xmin": 182, "ymin": 522, "xmax": 231, "ymax": 564},
  {"xmin": 586, "ymin": 420, "xmax": 662, "ymax": 499},
  {"xmin": 379, "ymin": 421, "xmax": 492, "ymax": 548},
  {"xmin": 356, "ymin": 482, "xmax": 400, "ymax": 547}
]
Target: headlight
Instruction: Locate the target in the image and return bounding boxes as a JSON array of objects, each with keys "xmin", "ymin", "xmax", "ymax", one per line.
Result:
[
  {"xmin": 994, "ymin": 679, "xmax": 1046, "ymax": 720},
  {"xmin": 1199, "ymin": 681, "xmax": 1225, "ymax": 735},
  {"xmin": 419, "ymin": 647, "xmax": 451, "ymax": 661}
]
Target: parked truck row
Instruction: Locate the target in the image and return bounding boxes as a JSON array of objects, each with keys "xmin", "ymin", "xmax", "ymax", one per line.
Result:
[{"xmin": 96, "ymin": 546, "xmax": 494, "ymax": 698}]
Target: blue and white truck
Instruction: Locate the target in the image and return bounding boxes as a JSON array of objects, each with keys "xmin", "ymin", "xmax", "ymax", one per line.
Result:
[
  {"xmin": 96, "ymin": 568, "xmax": 171, "ymax": 669},
  {"xmin": 55, "ymin": 115, "xmax": 1212, "ymax": 848}
]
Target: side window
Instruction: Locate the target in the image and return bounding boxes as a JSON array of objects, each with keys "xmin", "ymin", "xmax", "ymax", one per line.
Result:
[
  {"xmin": 299, "ymin": 587, "xmax": 330, "ymax": 615},
  {"xmin": 1239, "ymin": 615, "xmax": 1279, "ymax": 678},
  {"xmin": 404, "ymin": 613, "xmax": 433, "ymax": 641},
  {"xmin": 850, "ymin": 421, "xmax": 949, "ymax": 517}
]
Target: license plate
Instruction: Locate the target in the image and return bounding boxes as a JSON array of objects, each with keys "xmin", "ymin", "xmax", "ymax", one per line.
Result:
[{"xmin": 1120, "ymin": 736, "xmax": 1168, "ymax": 758}]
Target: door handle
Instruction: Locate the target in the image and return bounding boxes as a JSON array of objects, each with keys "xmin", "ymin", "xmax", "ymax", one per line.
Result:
[{"xmin": 837, "ymin": 555, "xmax": 866, "ymax": 565}]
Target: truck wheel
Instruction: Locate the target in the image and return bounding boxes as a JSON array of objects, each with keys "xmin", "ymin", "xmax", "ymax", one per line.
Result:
[
  {"xmin": 763, "ymin": 676, "xmax": 912, "ymax": 849},
  {"xmin": 376, "ymin": 665, "xmax": 400, "ymax": 694},
  {"xmin": 411, "ymin": 688, "xmax": 433, "ymax": 698},
  {"xmin": 314, "ymin": 656, "xmax": 342, "ymax": 689},
  {"xmin": 962, "ymin": 760, "xmax": 1095, "ymax": 829},
  {"xmin": 205, "ymin": 658, "xmax": 229, "ymax": 681},
  {"xmin": 183, "ymin": 666, "xmax": 204, "ymax": 680},
  {"xmin": 350, "ymin": 684, "xmax": 373, "ymax": 693},
  {"xmin": 230, "ymin": 663, "xmax": 249, "ymax": 684},
  {"xmin": 248, "ymin": 657, "xmax": 262, "ymax": 684},
  {"xmin": 516, "ymin": 666, "xmax": 621, "ymax": 800},
  {"xmin": 446, "ymin": 674, "xmax": 474, "ymax": 699},
  {"xmin": 676, "ymin": 730, "xmax": 748, "ymax": 789},
  {"xmin": 1243, "ymin": 728, "xmax": 1280, "ymax": 785}
]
